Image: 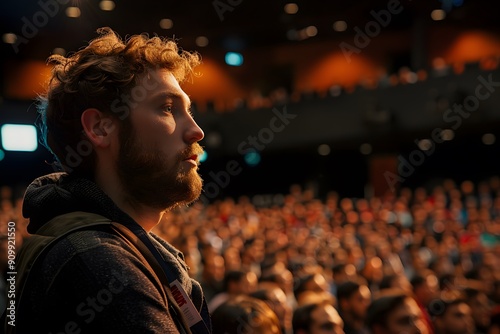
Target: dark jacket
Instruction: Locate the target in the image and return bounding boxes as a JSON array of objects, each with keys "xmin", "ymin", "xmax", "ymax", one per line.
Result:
[{"xmin": 14, "ymin": 172, "xmax": 211, "ymax": 333}]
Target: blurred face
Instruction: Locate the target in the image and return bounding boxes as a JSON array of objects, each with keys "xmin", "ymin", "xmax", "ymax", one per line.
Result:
[
  {"xmin": 416, "ymin": 275, "xmax": 440, "ymax": 305},
  {"xmin": 468, "ymin": 292, "xmax": 491, "ymax": 329},
  {"xmin": 117, "ymin": 70, "xmax": 204, "ymax": 211},
  {"xmin": 435, "ymin": 303, "xmax": 475, "ymax": 334},
  {"xmin": 379, "ymin": 298, "xmax": 428, "ymax": 334},
  {"xmin": 305, "ymin": 274, "xmax": 330, "ymax": 294},
  {"xmin": 309, "ymin": 303, "xmax": 345, "ymax": 334},
  {"xmin": 345, "ymin": 285, "xmax": 371, "ymax": 320},
  {"xmin": 266, "ymin": 286, "xmax": 292, "ymax": 331},
  {"xmin": 239, "ymin": 272, "xmax": 258, "ymax": 294}
]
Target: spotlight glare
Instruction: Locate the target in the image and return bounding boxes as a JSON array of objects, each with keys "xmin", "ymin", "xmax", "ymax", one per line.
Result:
[
  {"xmin": 333, "ymin": 21, "xmax": 347, "ymax": 32},
  {"xmin": 284, "ymin": 3, "xmax": 299, "ymax": 14},
  {"xmin": 66, "ymin": 7, "xmax": 81, "ymax": 18},
  {"xmin": 431, "ymin": 9, "xmax": 446, "ymax": 21},
  {"xmin": 99, "ymin": 0, "xmax": 115, "ymax": 11},
  {"xmin": 159, "ymin": 18, "xmax": 174, "ymax": 29}
]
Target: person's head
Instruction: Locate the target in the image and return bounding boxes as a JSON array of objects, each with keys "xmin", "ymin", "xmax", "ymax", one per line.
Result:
[
  {"xmin": 250, "ymin": 282, "xmax": 292, "ymax": 333},
  {"xmin": 366, "ymin": 292, "xmax": 428, "ymax": 334},
  {"xmin": 223, "ymin": 269, "xmax": 258, "ymax": 295},
  {"xmin": 379, "ymin": 274, "xmax": 413, "ymax": 295},
  {"xmin": 211, "ymin": 295, "xmax": 281, "ymax": 334},
  {"xmin": 294, "ymin": 273, "xmax": 330, "ymax": 302},
  {"xmin": 201, "ymin": 252, "xmax": 225, "ymax": 283},
  {"xmin": 462, "ymin": 287, "xmax": 491, "ymax": 331},
  {"xmin": 38, "ymin": 27, "xmax": 204, "ymax": 211},
  {"xmin": 292, "ymin": 300, "xmax": 344, "ymax": 334},
  {"xmin": 411, "ymin": 271, "xmax": 440, "ymax": 306},
  {"xmin": 336, "ymin": 280, "xmax": 371, "ymax": 321},
  {"xmin": 429, "ymin": 297, "xmax": 475, "ymax": 334}
]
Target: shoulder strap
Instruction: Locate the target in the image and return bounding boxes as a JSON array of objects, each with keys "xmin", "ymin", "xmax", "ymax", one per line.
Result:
[
  {"xmin": 4, "ymin": 212, "xmax": 111, "ymax": 334},
  {"xmin": 6, "ymin": 211, "xmax": 207, "ymax": 334}
]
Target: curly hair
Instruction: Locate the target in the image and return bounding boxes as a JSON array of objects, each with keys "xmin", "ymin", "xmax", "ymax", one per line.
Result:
[{"xmin": 37, "ymin": 27, "xmax": 201, "ymax": 177}]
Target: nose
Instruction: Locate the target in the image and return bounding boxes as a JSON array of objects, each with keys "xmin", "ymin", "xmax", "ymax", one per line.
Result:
[{"xmin": 184, "ymin": 114, "xmax": 204, "ymax": 144}]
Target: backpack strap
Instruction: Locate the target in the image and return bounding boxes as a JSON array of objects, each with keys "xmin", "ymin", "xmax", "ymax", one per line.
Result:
[{"xmin": 4, "ymin": 211, "xmax": 197, "ymax": 334}]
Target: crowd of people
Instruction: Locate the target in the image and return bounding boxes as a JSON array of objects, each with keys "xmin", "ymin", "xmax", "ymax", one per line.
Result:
[{"xmin": 2, "ymin": 176, "xmax": 500, "ymax": 333}]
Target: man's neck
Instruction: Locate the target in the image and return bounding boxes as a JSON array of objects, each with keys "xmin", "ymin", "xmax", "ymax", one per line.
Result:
[{"xmin": 95, "ymin": 169, "xmax": 162, "ymax": 232}]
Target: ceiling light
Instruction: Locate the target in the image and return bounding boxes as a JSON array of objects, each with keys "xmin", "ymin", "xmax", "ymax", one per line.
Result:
[
  {"xmin": 305, "ymin": 26, "xmax": 318, "ymax": 37},
  {"xmin": 195, "ymin": 36, "xmax": 209, "ymax": 47},
  {"xmin": 482, "ymin": 133, "xmax": 496, "ymax": 145},
  {"xmin": 333, "ymin": 21, "xmax": 347, "ymax": 32},
  {"xmin": 360, "ymin": 143, "xmax": 372, "ymax": 155},
  {"xmin": 66, "ymin": 7, "xmax": 81, "ymax": 18},
  {"xmin": 52, "ymin": 47, "xmax": 66, "ymax": 56},
  {"xmin": 2, "ymin": 33, "xmax": 16, "ymax": 44},
  {"xmin": 225, "ymin": 52, "xmax": 244, "ymax": 66},
  {"xmin": 159, "ymin": 18, "xmax": 173, "ymax": 29},
  {"xmin": 431, "ymin": 9, "xmax": 446, "ymax": 21},
  {"xmin": 284, "ymin": 3, "xmax": 298, "ymax": 14},
  {"xmin": 318, "ymin": 144, "xmax": 331, "ymax": 156},
  {"xmin": 99, "ymin": 0, "xmax": 115, "ymax": 11}
]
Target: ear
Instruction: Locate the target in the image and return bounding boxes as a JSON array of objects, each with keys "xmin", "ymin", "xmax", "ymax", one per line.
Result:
[{"xmin": 81, "ymin": 108, "xmax": 116, "ymax": 148}]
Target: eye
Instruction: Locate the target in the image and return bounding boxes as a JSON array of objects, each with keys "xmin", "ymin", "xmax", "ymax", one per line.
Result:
[{"xmin": 162, "ymin": 104, "xmax": 173, "ymax": 114}]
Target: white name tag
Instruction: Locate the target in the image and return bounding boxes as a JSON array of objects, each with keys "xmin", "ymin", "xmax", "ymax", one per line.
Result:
[{"xmin": 170, "ymin": 279, "xmax": 204, "ymax": 327}]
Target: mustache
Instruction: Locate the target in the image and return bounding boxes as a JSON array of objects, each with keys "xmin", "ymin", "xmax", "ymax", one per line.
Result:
[{"xmin": 180, "ymin": 143, "xmax": 204, "ymax": 160}]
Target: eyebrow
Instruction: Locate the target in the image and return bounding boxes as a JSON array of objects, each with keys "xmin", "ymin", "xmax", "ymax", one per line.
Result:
[{"xmin": 151, "ymin": 92, "xmax": 192, "ymax": 109}]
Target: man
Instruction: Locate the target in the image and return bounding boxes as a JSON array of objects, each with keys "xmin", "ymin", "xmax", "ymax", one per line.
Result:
[
  {"xmin": 292, "ymin": 300, "xmax": 345, "ymax": 334},
  {"xmin": 294, "ymin": 273, "xmax": 332, "ymax": 305},
  {"xmin": 366, "ymin": 291, "xmax": 429, "ymax": 334},
  {"xmin": 207, "ymin": 269, "xmax": 258, "ymax": 312},
  {"xmin": 336, "ymin": 281, "xmax": 371, "ymax": 334},
  {"xmin": 412, "ymin": 270, "xmax": 441, "ymax": 334},
  {"xmin": 462, "ymin": 287, "xmax": 492, "ymax": 334},
  {"xmin": 430, "ymin": 297, "xmax": 475, "ymax": 334},
  {"xmin": 5, "ymin": 27, "xmax": 211, "ymax": 333},
  {"xmin": 250, "ymin": 282, "xmax": 293, "ymax": 334}
]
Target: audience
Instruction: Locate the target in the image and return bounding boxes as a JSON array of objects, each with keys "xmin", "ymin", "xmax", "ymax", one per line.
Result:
[
  {"xmin": 429, "ymin": 296, "xmax": 475, "ymax": 334},
  {"xmin": 366, "ymin": 291, "xmax": 429, "ymax": 334},
  {"xmin": 293, "ymin": 300, "xmax": 345, "ymax": 334},
  {"xmin": 2, "ymin": 176, "xmax": 500, "ymax": 333},
  {"xmin": 211, "ymin": 294, "xmax": 282, "ymax": 334},
  {"xmin": 336, "ymin": 281, "xmax": 371, "ymax": 334}
]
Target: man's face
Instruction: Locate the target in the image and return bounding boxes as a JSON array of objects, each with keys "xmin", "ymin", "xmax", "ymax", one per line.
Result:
[
  {"xmin": 382, "ymin": 298, "xmax": 429, "ymax": 334},
  {"xmin": 309, "ymin": 303, "xmax": 344, "ymax": 334},
  {"xmin": 116, "ymin": 69, "xmax": 204, "ymax": 211},
  {"xmin": 435, "ymin": 303, "xmax": 475, "ymax": 334},
  {"xmin": 468, "ymin": 292, "xmax": 491, "ymax": 329},
  {"xmin": 345, "ymin": 285, "xmax": 371, "ymax": 320}
]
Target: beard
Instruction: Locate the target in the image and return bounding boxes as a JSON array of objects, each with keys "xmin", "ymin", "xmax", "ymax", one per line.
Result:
[{"xmin": 116, "ymin": 126, "xmax": 204, "ymax": 212}]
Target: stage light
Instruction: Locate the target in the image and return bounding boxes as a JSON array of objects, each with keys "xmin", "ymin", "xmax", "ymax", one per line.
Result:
[
  {"xmin": 195, "ymin": 36, "xmax": 209, "ymax": 47},
  {"xmin": 159, "ymin": 18, "xmax": 173, "ymax": 29},
  {"xmin": 199, "ymin": 151, "xmax": 208, "ymax": 163},
  {"xmin": 52, "ymin": 47, "xmax": 66, "ymax": 56},
  {"xmin": 482, "ymin": 133, "xmax": 495, "ymax": 145},
  {"xmin": 441, "ymin": 129, "xmax": 454, "ymax": 141},
  {"xmin": 360, "ymin": 143, "xmax": 372, "ymax": 155},
  {"xmin": 333, "ymin": 21, "xmax": 347, "ymax": 32},
  {"xmin": 99, "ymin": 0, "xmax": 115, "ymax": 11},
  {"xmin": 244, "ymin": 152, "xmax": 261, "ymax": 166},
  {"xmin": 225, "ymin": 52, "xmax": 244, "ymax": 66},
  {"xmin": 284, "ymin": 3, "xmax": 298, "ymax": 14},
  {"xmin": 2, "ymin": 33, "xmax": 16, "ymax": 44},
  {"xmin": 431, "ymin": 9, "xmax": 446, "ymax": 21},
  {"xmin": 66, "ymin": 7, "xmax": 81, "ymax": 18},
  {"xmin": 1, "ymin": 124, "xmax": 38, "ymax": 152},
  {"xmin": 318, "ymin": 144, "xmax": 331, "ymax": 156}
]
